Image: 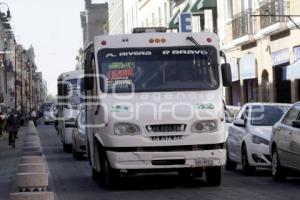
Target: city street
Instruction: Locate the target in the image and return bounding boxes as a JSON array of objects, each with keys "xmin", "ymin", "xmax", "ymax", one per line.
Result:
[{"xmin": 38, "ymin": 124, "xmax": 300, "ymax": 200}]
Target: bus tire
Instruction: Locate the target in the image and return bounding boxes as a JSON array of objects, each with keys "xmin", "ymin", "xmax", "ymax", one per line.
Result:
[
  {"xmin": 206, "ymin": 166, "xmax": 222, "ymax": 186},
  {"xmin": 63, "ymin": 143, "xmax": 72, "ymax": 153},
  {"xmin": 100, "ymin": 154, "xmax": 120, "ymax": 189}
]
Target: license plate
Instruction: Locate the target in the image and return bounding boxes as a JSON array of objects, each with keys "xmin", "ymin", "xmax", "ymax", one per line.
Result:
[{"xmin": 195, "ymin": 159, "xmax": 216, "ymax": 166}]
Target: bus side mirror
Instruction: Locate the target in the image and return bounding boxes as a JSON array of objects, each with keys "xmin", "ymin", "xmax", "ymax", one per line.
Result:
[
  {"xmin": 63, "ymin": 84, "xmax": 68, "ymax": 95},
  {"xmin": 221, "ymin": 63, "xmax": 232, "ymax": 87},
  {"xmin": 57, "ymin": 83, "xmax": 68, "ymax": 96}
]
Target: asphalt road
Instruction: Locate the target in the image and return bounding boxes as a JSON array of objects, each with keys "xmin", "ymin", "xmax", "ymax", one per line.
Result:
[{"xmin": 38, "ymin": 125, "xmax": 300, "ymax": 200}]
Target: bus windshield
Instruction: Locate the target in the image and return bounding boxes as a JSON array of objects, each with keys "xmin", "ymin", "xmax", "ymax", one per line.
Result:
[
  {"xmin": 98, "ymin": 46, "xmax": 219, "ymax": 93},
  {"xmin": 65, "ymin": 78, "xmax": 84, "ymax": 108}
]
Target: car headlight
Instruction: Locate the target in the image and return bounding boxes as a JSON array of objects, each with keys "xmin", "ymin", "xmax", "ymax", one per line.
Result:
[
  {"xmin": 114, "ymin": 123, "xmax": 141, "ymax": 136},
  {"xmin": 252, "ymin": 135, "xmax": 270, "ymax": 145},
  {"xmin": 191, "ymin": 120, "xmax": 218, "ymax": 133}
]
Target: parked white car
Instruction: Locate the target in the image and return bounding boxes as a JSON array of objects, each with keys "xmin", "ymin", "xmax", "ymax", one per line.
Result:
[
  {"xmin": 271, "ymin": 102, "xmax": 300, "ymax": 181},
  {"xmin": 226, "ymin": 103, "xmax": 291, "ymax": 174},
  {"xmin": 72, "ymin": 109, "xmax": 87, "ymax": 160}
]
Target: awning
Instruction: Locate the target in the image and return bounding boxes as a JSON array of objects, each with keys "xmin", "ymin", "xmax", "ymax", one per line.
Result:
[
  {"xmin": 169, "ymin": 9, "xmax": 180, "ymax": 29},
  {"xmin": 286, "ymin": 60, "xmax": 300, "ymax": 80},
  {"xmin": 191, "ymin": 0, "xmax": 217, "ymax": 12},
  {"xmin": 169, "ymin": 3, "xmax": 190, "ymax": 29},
  {"xmin": 239, "ymin": 54, "xmax": 257, "ymax": 80}
]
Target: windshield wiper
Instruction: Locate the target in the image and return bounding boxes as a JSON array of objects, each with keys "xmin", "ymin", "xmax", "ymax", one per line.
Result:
[{"xmin": 186, "ymin": 36, "xmax": 202, "ymax": 48}]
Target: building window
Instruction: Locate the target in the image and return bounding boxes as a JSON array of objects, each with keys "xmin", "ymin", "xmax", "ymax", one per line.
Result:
[
  {"xmin": 159, "ymin": 7, "xmax": 162, "ymax": 26},
  {"xmin": 241, "ymin": 0, "xmax": 252, "ymax": 11},
  {"xmin": 164, "ymin": 2, "xmax": 168, "ymax": 27}
]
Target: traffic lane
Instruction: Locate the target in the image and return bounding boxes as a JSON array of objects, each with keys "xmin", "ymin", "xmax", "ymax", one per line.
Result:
[{"xmin": 38, "ymin": 125, "xmax": 300, "ymax": 200}]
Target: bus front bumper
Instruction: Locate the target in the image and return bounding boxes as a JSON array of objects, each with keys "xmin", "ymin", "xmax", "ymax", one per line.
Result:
[{"xmin": 106, "ymin": 149, "xmax": 226, "ymax": 170}]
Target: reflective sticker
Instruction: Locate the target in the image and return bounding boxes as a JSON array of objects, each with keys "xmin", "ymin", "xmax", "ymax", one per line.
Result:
[{"xmin": 196, "ymin": 103, "xmax": 215, "ymax": 110}]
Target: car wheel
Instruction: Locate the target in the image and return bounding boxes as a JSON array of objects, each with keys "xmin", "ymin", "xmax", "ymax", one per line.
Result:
[
  {"xmin": 206, "ymin": 166, "xmax": 222, "ymax": 186},
  {"xmin": 225, "ymin": 150, "xmax": 237, "ymax": 171},
  {"xmin": 63, "ymin": 143, "xmax": 72, "ymax": 153},
  {"xmin": 272, "ymin": 148, "xmax": 286, "ymax": 181},
  {"xmin": 92, "ymin": 167, "xmax": 100, "ymax": 181},
  {"xmin": 242, "ymin": 145, "xmax": 255, "ymax": 175},
  {"xmin": 72, "ymin": 147, "xmax": 81, "ymax": 160},
  {"xmin": 100, "ymin": 154, "xmax": 120, "ymax": 189}
]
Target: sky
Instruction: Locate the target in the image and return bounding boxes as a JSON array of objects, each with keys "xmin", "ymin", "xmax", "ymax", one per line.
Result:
[{"xmin": 4, "ymin": 0, "xmax": 106, "ymax": 96}]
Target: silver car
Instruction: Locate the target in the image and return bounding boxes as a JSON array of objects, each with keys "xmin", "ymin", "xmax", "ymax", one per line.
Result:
[
  {"xmin": 72, "ymin": 109, "xmax": 87, "ymax": 160},
  {"xmin": 271, "ymin": 102, "xmax": 300, "ymax": 181}
]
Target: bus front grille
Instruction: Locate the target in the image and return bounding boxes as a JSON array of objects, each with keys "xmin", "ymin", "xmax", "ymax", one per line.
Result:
[{"xmin": 146, "ymin": 124, "xmax": 186, "ymax": 133}]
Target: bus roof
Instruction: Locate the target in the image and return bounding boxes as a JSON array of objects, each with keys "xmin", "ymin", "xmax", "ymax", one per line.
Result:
[
  {"xmin": 93, "ymin": 32, "xmax": 219, "ymax": 52},
  {"xmin": 57, "ymin": 69, "xmax": 84, "ymax": 81}
]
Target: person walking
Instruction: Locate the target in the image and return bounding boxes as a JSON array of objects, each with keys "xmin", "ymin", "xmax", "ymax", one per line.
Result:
[
  {"xmin": 6, "ymin": 111, "xmax": 18, "ymax": 149},
  {"xmin": 31, "ymin": 109, "xmax": 37, "ymax": 126},
  {"xmin": 0, "ymin": 112, "xmax": 4, "ymax": 136}
]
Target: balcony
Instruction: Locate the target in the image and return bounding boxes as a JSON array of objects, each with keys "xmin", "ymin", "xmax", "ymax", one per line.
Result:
[
  {"xmin": 260, "ymin": 0, "xmax": 288, "ymax": 29},
  {"xmin": 254, "ymin": 0, "xmax": 289, "ymax": 38},
  {"xmin": 231, "ymin": 10, "xmax": 255, "ymax": 46},
  {"xmin": 232, "ymin": 11, "xmax": 255, "ymax": 39}
]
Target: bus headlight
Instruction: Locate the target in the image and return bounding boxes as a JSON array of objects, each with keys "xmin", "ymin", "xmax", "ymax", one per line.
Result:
[
  {"xmin": 191, "ymin": 120, "xmax": 218, "ymax": 133},
  {"xmin": 114, "ymin": 123, "xmax": 141, "ymax": 136}
]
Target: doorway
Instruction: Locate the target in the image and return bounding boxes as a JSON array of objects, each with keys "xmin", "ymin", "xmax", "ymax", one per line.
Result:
[
  {"xmin": 273, "ymin": 64, "xmax": 291, "ymax": 103},
  {"xmin": 243, "ymin": 78, "xmax": 258, "ymax": 103}
]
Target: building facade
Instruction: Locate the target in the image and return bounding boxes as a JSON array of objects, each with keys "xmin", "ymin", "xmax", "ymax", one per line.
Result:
[
  {"xmin": 218, "ymin": 0, "xmax": 300, "ymax": 105},
  {"xmin": 168, "ymin": 0, "xmax": 217, "ymax": 33},
  {"xmin": 81, "ymin": 0, "xmax": 108, "ymax": 47},
  {"xmin": 108, "ymin": 0, "xmax": 217, "ymax": 34},
  {"xmin": 108, "ymin": 0, "xmax": 139, "ymax": 34}
]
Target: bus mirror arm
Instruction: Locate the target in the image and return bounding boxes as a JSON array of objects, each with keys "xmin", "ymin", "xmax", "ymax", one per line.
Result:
[{"xmin": 95, "ymin": 105, "xmax": 100, "ymax": 116}]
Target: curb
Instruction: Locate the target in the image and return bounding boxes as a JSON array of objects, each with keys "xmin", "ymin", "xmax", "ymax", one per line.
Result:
[
  {"xmin": 9, "ymin": 121, "xmax": 55, "ymax": 200},
  {"xmin": 10, "ymin": 192, "xmax": 54, "ymax": 200}
]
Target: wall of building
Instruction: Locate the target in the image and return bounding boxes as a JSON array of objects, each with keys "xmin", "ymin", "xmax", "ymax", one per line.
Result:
[
  {"xmin": 108, "ymin": 0, "xmax": 125, "ymax": 34},
  {"xmin": 218, "ymin": 0, "xmax": 300, "ymax": 105},
  {"xmin": 138, "ymin": 0, "xmax": 171, "ymax": 28},
  {"xmin": 82, "ymin": 0, "xmax": 108, "ymax": 46}
]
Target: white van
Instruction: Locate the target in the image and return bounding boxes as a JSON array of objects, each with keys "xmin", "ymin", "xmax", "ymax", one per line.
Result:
[
  {"xmin": 84, "ymin": 31, "xmax": 232, "ymax": 188},
  {"xmin": 57, "ymin": 69, "xmax": 84, "ymax": 152}
]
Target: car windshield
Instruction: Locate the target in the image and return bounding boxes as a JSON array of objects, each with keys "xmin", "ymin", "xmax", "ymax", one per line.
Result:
[
  {"xmin": 251, "ymin": 105, "xmax": 288, "ymax": 126},
  {"xmin": 98, "ymin": 46, "xmax": 219, "ymax": 93}
]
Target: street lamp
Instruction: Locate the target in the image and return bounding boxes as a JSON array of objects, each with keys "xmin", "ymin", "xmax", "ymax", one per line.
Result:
[{"xmin": 0, "ymin": 2, "xmax": 11, "ymax": 21}]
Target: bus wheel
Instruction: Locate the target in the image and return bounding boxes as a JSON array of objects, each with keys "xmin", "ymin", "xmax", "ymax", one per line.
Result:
[
  {"xmin": 206, "ymin": 166, "xmax": 222, "ymax": 186},
  {"xmin": 101, "ymin": 155, "xmax": 120, "ymax": 189},
  {"xmin": 63, "ymin": 143, "xmax": 72, "ymax": 153}
]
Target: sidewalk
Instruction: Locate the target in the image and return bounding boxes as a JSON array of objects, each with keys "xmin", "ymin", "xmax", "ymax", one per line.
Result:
[{"xmin": 0, "ymin": 127, "xmax": 26, "ymax": 200}]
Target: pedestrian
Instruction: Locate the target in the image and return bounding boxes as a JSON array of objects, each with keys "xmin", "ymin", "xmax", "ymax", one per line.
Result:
[
  {"xmin": 0, "ymin": 112, "xmax": 4, "ymax": 136},
  {"xmin": 6, "ymin": 111, "xmax": 18, "ymax": 149},
  {"xmin": 31, "ymin": 109, "xmax": 37, "ymax": 126}
]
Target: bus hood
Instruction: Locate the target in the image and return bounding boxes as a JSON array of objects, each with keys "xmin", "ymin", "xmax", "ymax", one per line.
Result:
[{"xmin": 101, "ymin": 91, "xmax": 224, "ymax": 125}]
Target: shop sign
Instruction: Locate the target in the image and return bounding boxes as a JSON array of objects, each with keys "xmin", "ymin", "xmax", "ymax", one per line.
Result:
[
  {"xmin": 239, "ymin": 54, "xmax": 257, "ymax": 80},
  {"xmin": 272, "ymin": 49, "xmax": 290, "ymax": 66},
  {"xmin": 294, "ymin": 46, "xmax": 300, "ymax": 61}
]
